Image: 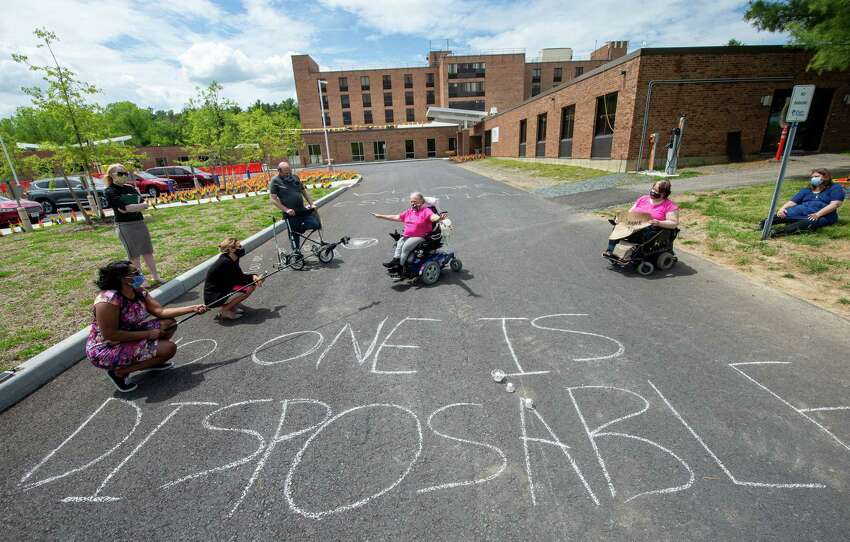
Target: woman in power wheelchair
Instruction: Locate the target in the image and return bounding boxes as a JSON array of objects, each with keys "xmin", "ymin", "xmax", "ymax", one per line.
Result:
[
  {"xmin": 373, "ymin": 192, "xmax": 461, "ymax": 285},
  {"xmin": 603, "ymin": 180, "xmax": 680, "ymax": 276}
]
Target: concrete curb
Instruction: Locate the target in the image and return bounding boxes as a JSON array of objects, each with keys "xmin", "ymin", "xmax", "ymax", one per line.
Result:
[{"xmin": 0, "ymin": 176, "xmax": 362, "ymax": 413}]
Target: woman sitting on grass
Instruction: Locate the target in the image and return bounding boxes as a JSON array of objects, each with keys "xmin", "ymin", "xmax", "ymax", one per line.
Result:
[
  {"xmin": 203, "ymin": 238, "xmax": 263, "ymax": 321},
  {"xmin": 760, "ymin": 168, "xmax": 845, "ymax": 237},
  {"xmin": 86, "ymin": 261, "xmax": 207, "ymax": 392},
  {"xmin": 603, "ymin": 180, "xmax": 679, "ymax": 257}
]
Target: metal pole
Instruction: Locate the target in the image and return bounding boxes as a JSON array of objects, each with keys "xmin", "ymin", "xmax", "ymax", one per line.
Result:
[
  {"xmin": 761, "ymin": 122, "xmax": 798, "ymax": 240},
  {"xmin": 0, "ymin": 133, "xmax": 33, "ymax": 231},
  {"xmin": 317, "ymin": 79, "xmax": 333, "ymax": 171}
]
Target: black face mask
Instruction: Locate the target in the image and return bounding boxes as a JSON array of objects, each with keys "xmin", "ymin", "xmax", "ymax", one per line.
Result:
[
  {"xmin": 234, "ymin": 248, "xmax": 246, "ymax": 258},
  {"xmin": 650, "ymin": 190, "xmax": 661, "ymax": 199}
]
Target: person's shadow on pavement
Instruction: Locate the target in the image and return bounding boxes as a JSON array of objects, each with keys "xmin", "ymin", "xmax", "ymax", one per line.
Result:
[
  {"xmin": 121, "ymin": 354, "xmax": 246, "ymax": 404},
  {"xmin": 215, "ymin": 304, "xmax": 286, "ymax": 327}
]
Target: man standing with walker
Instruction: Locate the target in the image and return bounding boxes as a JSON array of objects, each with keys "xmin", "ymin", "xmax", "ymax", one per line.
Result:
[{"xmin": 269, "ymin": 162, "xmax": 321, "ymax": 248}]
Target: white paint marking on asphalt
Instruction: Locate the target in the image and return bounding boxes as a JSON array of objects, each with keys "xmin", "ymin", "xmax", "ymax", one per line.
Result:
[
  {"xmin": 228, "ymin": 399, "xmax": 332, "ymax": 518},
  {"xmin": 479, "ymin": 317, "xmax": 549, "ymax": 376},
  {"xmin": 160, "ymin": 399, "xmax": 273, "ymax": 489},
  {"xmin": 61, "ymin": 402, "xmax": 218, "ymax": 502},
  {"xmin": 798, "ymin": 406, "xmax": 850, "ymax": 413},
  {"xmin": 21, "ymin": 398, "xmax": 142, "ymax": 491},
  {"xmin": 518, "ymin": 398, "xmax": 537, "ymax": 506},
  {"xmin": 648, "ymin": 379, "xmax": 826, "ymax": 489},
  {"xmin": 519, "ymin": 398, "xmax": 600, "ymax": 506},
  {"xmin": 340, "ymin": 237, "xmax": 379, "ymax": 250},
  {"xmin": 568, "ymin": 386, "xmax": 693, "ymax": 502},
  {"xmin": 252, "ymin": 331, "xmax": 324, "ymax": 366},
  {"xmin": 284, "ymin": 403, "xmax": 423, "ymax": 520},
  {"xmin": 416, "ymin": 403, "xmax": 507, "ymax": 494},
  {"xmin": 371, "ymin": 317, "xmax": 440, "ymax": 375},
  {"xmin": 316, "ymin": 317, "xmax": 387, "ymax": 369},
  {"xmin": 174, "ymin": 338, "xmax": 218, "ymax": 368},
  {"xmin": 730, "ymin": 362, "xmax": 850, "ymax": 452},
  {"xmin": 530, "ymin": 314, "xmax": 624, "ymax": 362}
]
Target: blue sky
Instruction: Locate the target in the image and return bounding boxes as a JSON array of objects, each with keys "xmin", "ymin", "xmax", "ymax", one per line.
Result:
[{"xmin": 0, "ymin": 0, "xmax": 786, "ymax": 117}]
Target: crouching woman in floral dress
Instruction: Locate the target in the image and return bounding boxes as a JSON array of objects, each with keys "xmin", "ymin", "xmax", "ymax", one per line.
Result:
[{"xmin": 86, "ymin": 260, "xmax": 207, "ymax": 392}]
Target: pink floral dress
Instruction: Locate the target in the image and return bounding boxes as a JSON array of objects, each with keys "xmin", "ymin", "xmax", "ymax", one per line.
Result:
[{"xmin": 86, "ymin": 289, "xmax": 161, "ymax": 368}]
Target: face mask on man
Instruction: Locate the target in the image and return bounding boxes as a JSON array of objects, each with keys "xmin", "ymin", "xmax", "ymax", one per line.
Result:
[{"xmin": 811, "ymin": 176, "xmax": 823, "ymax": 187}]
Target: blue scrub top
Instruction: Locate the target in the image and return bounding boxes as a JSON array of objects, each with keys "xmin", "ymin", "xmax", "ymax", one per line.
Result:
[{"xmin": 786, "ymin": 184, "xmax": 845, "ymax": 224}]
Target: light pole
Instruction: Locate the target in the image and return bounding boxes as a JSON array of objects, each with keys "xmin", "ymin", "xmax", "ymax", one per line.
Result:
[
  {"xmin": 0, "ymin": 133, "xmax": 33, "ymax": 231},
  {"xmin": 316, "ymin": 78, "xmax": 333, "ymax": 171}
]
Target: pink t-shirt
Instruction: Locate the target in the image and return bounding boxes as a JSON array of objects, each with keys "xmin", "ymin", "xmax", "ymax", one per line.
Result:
[
  {"xmin": 632, "ymin": 195, "xmax": 678, "ymax": 221},
  {"xmin": 399, "ymin": 206, "xmax": 437, "ymax": 238}
]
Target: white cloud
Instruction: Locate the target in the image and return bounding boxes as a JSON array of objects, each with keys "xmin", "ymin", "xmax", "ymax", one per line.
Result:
[{"xmin": 179, "ymin": 42, "xmax": 259, "ymax": 84}]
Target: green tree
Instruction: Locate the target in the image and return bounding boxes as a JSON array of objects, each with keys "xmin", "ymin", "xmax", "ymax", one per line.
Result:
[
  {"xmin": 101, "ymin": 102, "xmax": 154, "ymax": 146},
  {"xmin": 184, "ymin": 81, "xmax": 240, "ymax": 186},
  {"xmin": 236, "ymin": 108, "xmax": 303, "ymax": 166},
  {"xmin": 745, "ymin": 0, "xmax": 850, "ymax": 70},
  {"xmin": 727, "ymin": 38, "xmax": 745, "ymax": 46},
  {"xmin": 12, "ymin": 27, "xmax": 106, "ymax": 217}
]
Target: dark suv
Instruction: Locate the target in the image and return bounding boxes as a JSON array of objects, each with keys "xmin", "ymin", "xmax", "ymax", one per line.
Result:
[
  {"xmin": 26, "ymin": 177, "xmax": 108, "ymax": 215},
  {"xmin": 146, "ymin": 166, "xmax": 217, "ymax": 190}
]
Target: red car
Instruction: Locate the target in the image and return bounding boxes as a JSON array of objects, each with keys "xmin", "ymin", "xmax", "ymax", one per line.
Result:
[
  {"xmin": 0, "ymin": 195, "xmax": 45, "ymax": 227},
  {"xmin": 128, "ymin": 171, "xmax": 173, "ymax": 197},
  {"xmin": 145, "ymin": 166, "xmax": 218, "ymax": 191}
]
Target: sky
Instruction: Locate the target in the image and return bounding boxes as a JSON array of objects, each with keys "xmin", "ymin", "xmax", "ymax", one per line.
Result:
[{"xmin": 0, "ymin": 0, "xmax": 787, "ymax": 118}]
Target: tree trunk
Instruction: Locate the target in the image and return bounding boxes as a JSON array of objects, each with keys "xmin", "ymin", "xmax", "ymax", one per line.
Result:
[{"xmin": 60, "ymin": 168, "xmax": 92, "ymax": 222}]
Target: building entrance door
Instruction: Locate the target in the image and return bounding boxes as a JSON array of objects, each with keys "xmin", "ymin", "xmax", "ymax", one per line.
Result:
[{"xmin": 760, "ymin": 88, "xmax": 835, "ymax": 154}]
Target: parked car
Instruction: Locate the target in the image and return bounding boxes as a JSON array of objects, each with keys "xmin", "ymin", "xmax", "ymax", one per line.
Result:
[
  {"xmin": 26, "ymin": 176, "xmax": 108, "ymax": 215},
  {"xmin": 0, "ymin": 195, "xmax": 45, "ymax": 227},
  {"xmin": 128, "ymin": 171, "xmax": 173, "ymax": 197},
  {"xmin": 146, "ymin": 166, "xmax": 218, "ymax": 190}
]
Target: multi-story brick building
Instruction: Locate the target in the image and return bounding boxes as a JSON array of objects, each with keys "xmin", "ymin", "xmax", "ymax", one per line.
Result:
[
  {"xmin": 291, "ymin": 42, "xmax": 627, "ymax": 165},
  {"xmin": 293, "ymin": 43, "xmax": 850, "ymax": 169}
]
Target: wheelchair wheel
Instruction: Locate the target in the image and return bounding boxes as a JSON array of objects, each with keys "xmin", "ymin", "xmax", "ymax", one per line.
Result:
[
  {"xmin": 420, "ymin": 261, "xmax": 441, "ymax": 285},
  {"xmin": 637, "ymin": 261, "xmax": 655, "ymax": 276},
  {"xmin": 449, "ymin": 258, "xmax": 463, "ymax": 272},
  {"xmin": 656, "ymin": 251, "xmax": 676, "ymax": 271},
  {"xmin": 318, "ymin": 246, "xmax": 334, "ymax": 264},
  {"xmin": 289, "ymin": 253, "xmax": 305, "ymax": 270}
]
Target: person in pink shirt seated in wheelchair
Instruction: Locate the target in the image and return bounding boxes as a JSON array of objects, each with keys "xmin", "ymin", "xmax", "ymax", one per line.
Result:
[
  {"xmin": 373, "ymin": 192, "xmax": 447, "ymax": 272},
  {"xmin": 603, "ymin": 180, "xmax": 679, "ymax": 257}
]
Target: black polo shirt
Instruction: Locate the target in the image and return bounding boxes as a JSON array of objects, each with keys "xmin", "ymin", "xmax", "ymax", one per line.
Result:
[{"xmin": 268, "ymin": 174, "xmax": 306, "ymax": 212}]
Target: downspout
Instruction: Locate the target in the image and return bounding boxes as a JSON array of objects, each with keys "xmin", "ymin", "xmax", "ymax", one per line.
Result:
[{"xmin": 635, "ymin": 76, "xmax": 794, "ymax": 171}]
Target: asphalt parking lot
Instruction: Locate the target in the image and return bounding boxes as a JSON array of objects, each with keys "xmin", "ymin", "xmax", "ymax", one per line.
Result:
[{"xmin": 1, "ymin": 160, "xmax": 848, "ymax": 541}]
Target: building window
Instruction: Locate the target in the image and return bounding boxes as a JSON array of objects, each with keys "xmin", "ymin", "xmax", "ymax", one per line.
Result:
[
  {"xmin": 342, "ymin": 111, "xmax": 352, "ymax": 125},
  {"xmin": 385, "ymin": 109, "xmax": 394, "ymax": 123},
  {"xmin": 405, "ymin": 91, "xmax": 414, "ymax": 106},
  {"xmin": 426, "ymin": 90, "xmax": 435, "ymax": 105},
  {"xmin": 531, "ymin": 68, "xmax": 541, "ymax": 83},
  {"xmin": 321, "ymin": 95, "xmax": 329, "ymax": 109},
  {"xmin": 177, "ymin": 155, "xmax": 189, "ymax": 163},
  {"xmin": 536, "ymin": 113, "xmax": 547, "ymax": 157},
  {"xmin": 323, "ymin": 112, "xmax": 331, "ymax": 126},
  {"xmin": 574, "ymin": 66, "xmax": 584, "ymax": 78},
  {"xmin": 384, "ymin": 92, "xmax": 393, "ymax": 107},
  {"xmin": 351, "ymin": 141, "xmax": 364, "ymax": 161},
  {"xmin": 362, "ymin": 93, "xmax": 371, "ymax": 107},
  {"xmin": 448, "ymin": 81, "xmax": 485, "ymax": 98},
  {"xmin": 553, "ymin": 67, "xmax": 562, "ymax": 83},
  {"xmin": 156, "ymin": 157, "xmax": 167, "ymax": 167},
  {"xmin": 594, "ymin": 92, "xmax": 617, "ymax": 136},
  {"xmin": 531, "ymin": 83, "xmax": 541, "ymax": 96},
  {"xmin": 448, "ymin": 137, "xmax": 456, "ymax": 151},
  {"xmin": 405, "ymin": 139, "xmax": 415, "ymax": 159},
  {"xmin": 373, "ymin": 141, "xmax": 386, "ymax": 160},
  {"xmin": 307, "ymin": 144, "xmax": 321, "ymax": 165},
  {"xmin": 427, "ymin": 138, "xmax": 436, "ymax": 158},
  {"xmin": 406, "ymin": 108, "xmax": 415, "ymax": 122},
  {"xmin": 340, "ymin": 94, "xmax": 350, "ymax": 109},
  {"xmin": 560, "ymin": 105, "xmax": 575, "ymax": 139},
  {"xmin": 383, "ymin": 74, "xmax": 392, "ymax": 89},
  {"xmin": 518, "ymin": 119, "xmax": 527, "ymax": 157},
  {"xmin": 404, "ymin": 73, "xmax": 413, "ymax": 88},
  {"xmin": 364, "ymin": 110, "xmax": 373, "ymax": 124},
  {"xmin": 426, "ymin": 73, "xmax": 435, "ymax": 87},
  {"xmin": 360, "ymin": 75, "xmax": 370, "ymax": 91},
  {"xmin": 449, "ymin": 100, "xmax": 485, "ymax": 111},
  {"xmin": 338, "ymin": 77, "xmax": 348, "ymax": 92},
  {"xmin": 448, "ymin": 62, "xmax": 485, "ymax": 79}
]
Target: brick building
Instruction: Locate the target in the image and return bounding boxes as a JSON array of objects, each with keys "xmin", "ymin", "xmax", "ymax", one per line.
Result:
[
  {"xmin": 291, "ymin": 42, "xmax": 626, "ymax": 165},
  {"xmin": 479, "ymin": 46, "xmax": 850, "ymax": 171}
]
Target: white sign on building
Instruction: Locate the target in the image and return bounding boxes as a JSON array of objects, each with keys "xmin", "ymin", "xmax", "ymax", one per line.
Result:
[
  {"xmin": 491, "ymin": 127, "xmax": 499, "ymax": 143},
  {"xmin": 786, "ymin": 85, "xmax": 816, "ymax": 123}
]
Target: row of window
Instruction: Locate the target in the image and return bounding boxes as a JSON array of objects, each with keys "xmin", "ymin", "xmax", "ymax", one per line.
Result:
[
  {"xmin": 323, "ymin": 107, "xmax": 424, "ymax": 126},
  {"xmin": 331, "ymin": 91, "xmax": 436, "ymax": 110},
  {"xmin": 516, "ymin": 92, "xmax": 617, "ymax": 156},
  {"xmin": 529, "ymin": 66, "xmax": 585, "ymax": 96},
  {"xmin": 335, "ymin": 73, "xmax": 435, "ymax": 92},
  {"xmin": 448, "ymin": 81, "xmax": 485, "ymax": 98},
  {"xmin": 448, "ymin": 62, "xmax": 486, "ymax": 79},
  {"xmin": 307, "ymin": 138, "xmax": 450, "ymax": 163}
]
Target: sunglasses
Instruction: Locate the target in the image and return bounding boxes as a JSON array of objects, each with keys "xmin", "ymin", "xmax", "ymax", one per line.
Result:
[{"xmin": 116, "ymin": 171, "xmax": 128, "ymax": 177}]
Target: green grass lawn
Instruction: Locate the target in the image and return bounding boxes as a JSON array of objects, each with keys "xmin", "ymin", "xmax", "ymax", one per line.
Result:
[
  {"xmin": 477, "ymin": 157, "xmax": 610, "ymax": 182},
  {"xmin": 0, "ymin": 186, "xmax": 333, "ymax": 370}
]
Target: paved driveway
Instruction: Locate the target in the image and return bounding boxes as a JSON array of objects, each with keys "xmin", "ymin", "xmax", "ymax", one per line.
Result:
[{"xmin": 1, "ymin": 160, "xmax": 848, "ymax": 540}]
